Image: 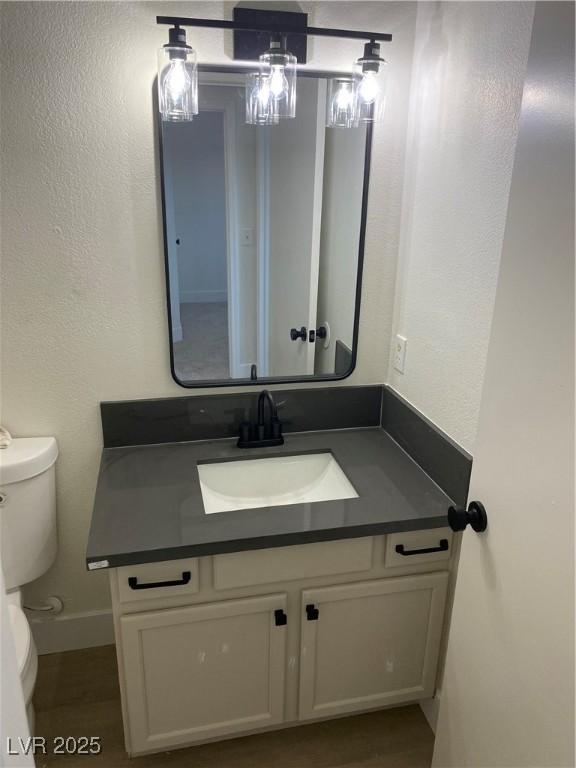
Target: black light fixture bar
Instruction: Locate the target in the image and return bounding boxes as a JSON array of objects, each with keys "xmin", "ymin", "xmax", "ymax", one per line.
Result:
[{"xmin": 156, "ymin": 16, "xmax": 392, "ymax": 43}]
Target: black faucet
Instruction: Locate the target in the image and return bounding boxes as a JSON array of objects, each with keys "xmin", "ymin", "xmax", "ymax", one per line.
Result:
[{"xmin": 237, "ymin": 390, "xmax": 284, "ymax": 448}]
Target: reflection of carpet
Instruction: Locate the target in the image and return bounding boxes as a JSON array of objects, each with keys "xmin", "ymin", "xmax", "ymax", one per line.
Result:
[{"xmin": 173, "ymin": 302, "xmax": 229, "ymax": 381}]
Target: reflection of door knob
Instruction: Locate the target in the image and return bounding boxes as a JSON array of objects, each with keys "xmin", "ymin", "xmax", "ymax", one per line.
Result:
[{"xmin": 290, "ymin": 326, "xmax": 307, "ymax": 342}]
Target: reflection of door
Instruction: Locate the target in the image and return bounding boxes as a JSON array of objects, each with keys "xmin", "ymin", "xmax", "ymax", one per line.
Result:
[
  {"xmin": 267, "ymin": 79, "xmax": 326, "ymax": 377},
  {"xmin": 432, "ymin": 5, "xmax": 574, "ymax": 766}
]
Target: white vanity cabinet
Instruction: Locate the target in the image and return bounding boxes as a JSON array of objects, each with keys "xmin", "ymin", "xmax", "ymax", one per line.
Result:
[{"xmin": 110, "ymin": 532, "xmax": 456, "ymax": 756}]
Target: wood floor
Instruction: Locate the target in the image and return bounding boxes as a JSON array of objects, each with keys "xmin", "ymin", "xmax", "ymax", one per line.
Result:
[{"xmin": 34, "ymin": 645, "xmax": 434, "ymax": 768}]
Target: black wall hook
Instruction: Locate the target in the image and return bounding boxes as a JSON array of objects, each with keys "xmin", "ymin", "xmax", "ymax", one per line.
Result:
[{"xmin": 448, "ymin": 501, "xmax": 488, "ymax": 532}]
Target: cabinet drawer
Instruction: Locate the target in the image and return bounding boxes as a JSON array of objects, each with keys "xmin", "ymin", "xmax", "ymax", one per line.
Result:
[
  {"xmin": 384, "ymin": 528, "xmax": 453, "ymax": 568},
  {"xmin": 213, "ymin": 537, "xmax": 373, "ymax": 591},
  {"xmin": 117, "ymin": 558, "xmax": 200, "ymax": 603}
]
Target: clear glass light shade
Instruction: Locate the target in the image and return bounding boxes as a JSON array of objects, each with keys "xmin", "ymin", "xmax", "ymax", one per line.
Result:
[
  {"xmin": 246, "ymin": 73, "xmax": 279, "ymax": 125},
  {"xmin": 158, "ymin": 46, "xmax": 198, "ymax": 121},
  {"xmin": 259, "ymin": 50, "xmax": 297, "ymax": 119},
  {"xmin": 354, "ymin": 60, "xmax": 387, "ymax": 124},
  {"xmin": 326, "ymin": 77, "xmax": 358, "ymax": 128}
]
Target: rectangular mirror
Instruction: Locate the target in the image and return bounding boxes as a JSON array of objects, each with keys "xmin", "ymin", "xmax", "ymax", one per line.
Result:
[{"xmin": 159, "ymin": 67, "xmax": 371, "ymax": 387}]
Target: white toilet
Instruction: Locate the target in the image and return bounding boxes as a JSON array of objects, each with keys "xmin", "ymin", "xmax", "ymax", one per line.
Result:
[{"xmin": 0, "ymin": 436, "xmax": 58, "ymax": 730}]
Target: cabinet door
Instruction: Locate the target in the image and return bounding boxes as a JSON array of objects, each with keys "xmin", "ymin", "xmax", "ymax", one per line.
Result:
[
  {"xmin": 120, "ymin": 594, "xmax": 287, "ymax": 754},
  {"xmin": 299, "ymin": 573, "xmax": 448, "ymax": 721}
]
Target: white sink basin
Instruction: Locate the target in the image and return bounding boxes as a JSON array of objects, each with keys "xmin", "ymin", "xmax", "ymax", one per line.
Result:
[{"xmin": 198, "ymin": 452, "xmax": 359, "ymax": 514}]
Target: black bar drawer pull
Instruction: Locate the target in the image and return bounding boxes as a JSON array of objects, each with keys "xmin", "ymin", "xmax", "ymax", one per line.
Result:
[
  {"xmin": 128, "ymin": 571, "xmax": 192, "ymax": 590},
  {"xmin": 395, "ymin": 539, "xmax": 449, "ymax": 557}
]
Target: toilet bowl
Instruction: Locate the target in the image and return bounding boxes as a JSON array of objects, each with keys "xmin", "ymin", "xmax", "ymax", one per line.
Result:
[
  {"xmin": 8, "ymin": 602, "xmax": 38, "ymax": 732},
  {"xmin": 0, "ymin": 435, "xmax": 58, "ymax": 732}
]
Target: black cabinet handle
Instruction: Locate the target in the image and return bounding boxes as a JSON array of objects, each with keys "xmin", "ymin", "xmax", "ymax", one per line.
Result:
[
  {"xmin": 395, "ymin": 539, "xmax": 449, "ymax": 557},
  {"xmin": 290, "ymin": 326, "xmax": 307, "ymax": 342},
  {"xmin": 128, "ymin": 571, "xmax": 191, "ymax": 590},
  {"xmin": 448, "ymin": 501, "xmax": 488, "ymax": 532},
  {"xmin": 306, "ymin": 603, "xmax": 319, "ymax": 621},
  {"xmin": 274, "ymin": 609, "xmax": 287, "ymax": 626}
]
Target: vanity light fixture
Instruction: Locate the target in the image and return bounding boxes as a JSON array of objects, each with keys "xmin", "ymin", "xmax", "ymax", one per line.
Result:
[
  {"xmin": 158, "ymin": 26, "xmax": 198, "ymax": 122},
  {"xmin": 156, "ymin": 13, "xmax": 391, "ymax": 127}
]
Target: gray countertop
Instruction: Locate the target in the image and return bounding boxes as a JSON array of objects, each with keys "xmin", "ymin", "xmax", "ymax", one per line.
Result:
[{"xmin": 86, "ymin": 428, "xmax": 454, "ymax": 570}]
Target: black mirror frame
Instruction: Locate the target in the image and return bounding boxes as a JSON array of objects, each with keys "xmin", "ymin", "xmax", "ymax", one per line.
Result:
[{"xmin": 158, "ymin": 65, "xmax": 373, "ymax": 389}]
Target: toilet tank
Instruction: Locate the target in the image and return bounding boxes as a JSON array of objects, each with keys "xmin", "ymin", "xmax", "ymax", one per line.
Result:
[{"xmin": 0, "ymin": 437, "xmax": 58, "ymax": 590}]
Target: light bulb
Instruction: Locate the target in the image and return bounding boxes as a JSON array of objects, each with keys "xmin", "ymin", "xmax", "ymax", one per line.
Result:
[
  {"xmin": 164, "ymin": 60, "xmax": 190, "ymax": 103},
  {"xmin": 257, "ymin": 78, "xmax": 271, "ymax": 106},
  {"xmin": 269, "ymin": 65, "xmax": 288, "ymax": 100},
  {"xmin": 335, "ymin": 83, "xmax": 353, "ymax": 110},
  {"xmin": 246, "ymin": 72, "xmax": 279, "ymax": 125},
  {"xmin": 358, "ymin": 71, "xmax": 379, "ymax": 104}
]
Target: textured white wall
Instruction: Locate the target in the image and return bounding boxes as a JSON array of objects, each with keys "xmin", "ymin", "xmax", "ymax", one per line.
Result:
[
  {"xmin": 0, "ymin": 2, "xmax": 416, "ymax": 615},
  {"xmin": 388, "ymin": 1, "xmax": 534, "ymax": 452}
]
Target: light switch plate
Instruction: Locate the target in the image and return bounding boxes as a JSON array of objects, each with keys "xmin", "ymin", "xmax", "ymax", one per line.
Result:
[{"xmin": 393, "ymin": 335, "xmax": 407, "ymax": 374}]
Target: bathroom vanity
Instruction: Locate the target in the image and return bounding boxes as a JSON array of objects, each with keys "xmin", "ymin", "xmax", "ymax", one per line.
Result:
[
  {"xmin": 109, "ymin": 531, "xmax": 452, "ymax": 756},
  {"xmin": 87, "ymin": 389, "xmax": 470, "ymax": 757}
]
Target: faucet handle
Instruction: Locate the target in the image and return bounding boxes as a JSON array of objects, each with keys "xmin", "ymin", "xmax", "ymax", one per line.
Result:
[{"xmin": 238, "ymin": 421, "xmax": 252, "ymax": 444}]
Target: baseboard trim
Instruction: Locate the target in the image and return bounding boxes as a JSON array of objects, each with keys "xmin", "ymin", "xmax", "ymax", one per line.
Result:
[
  {"xmin": 180, "ymin": 290, "xmax": 227, "ymax": 304},
  {"xmin": 420, "ymin": 694, "xmax": 441, "ymax": 733},
  {"xmin": 29, "ymin": 609, "xmax": 114, "ymax": 655},
  {"xmin": 172, "ymin": 323, "xmax": 183, "ymax": 343}
]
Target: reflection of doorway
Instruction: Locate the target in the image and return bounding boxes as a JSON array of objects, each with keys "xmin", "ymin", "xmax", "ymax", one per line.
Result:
[
  {"xmin": 168, "ymin": 82, "xmax": 262, "ymax": 381},
  {"xmin": 199, "ymin": 84, "xmax": 258, "ymax": 380},
  {"xmin": 165, "ymin": 110, "xmax": 230, "ymax": 380}
]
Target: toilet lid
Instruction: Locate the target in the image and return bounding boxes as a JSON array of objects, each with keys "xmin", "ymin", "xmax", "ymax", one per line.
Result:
[{"xmin": 8, "ymin": 604, "xmax": 31, "ymax": 676}]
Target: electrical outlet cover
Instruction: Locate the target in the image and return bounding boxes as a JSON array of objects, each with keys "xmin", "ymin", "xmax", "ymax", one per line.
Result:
[{"xmin": 393, "ymin": 335, "xmax": 407, "ymax": 374}]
